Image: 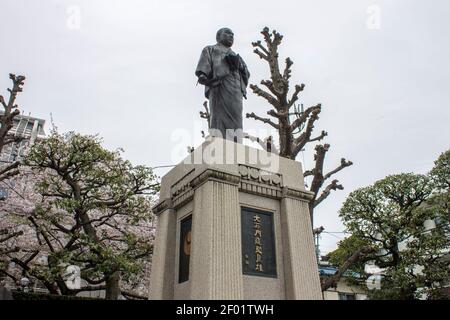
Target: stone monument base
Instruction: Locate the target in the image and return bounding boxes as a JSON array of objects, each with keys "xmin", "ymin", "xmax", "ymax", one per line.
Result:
[{"xmin": 149, "ymin": 137, "xmax": 322, "ymax": 300}]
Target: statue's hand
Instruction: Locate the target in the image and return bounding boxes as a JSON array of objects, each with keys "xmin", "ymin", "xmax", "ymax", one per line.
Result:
[
  {"xmin": 225, "ymin": 53, "xmax": 239, "ymax": 71},
  {"xmin": 198, "ymin": 74, "xmax": 208, "ymax": 85}
]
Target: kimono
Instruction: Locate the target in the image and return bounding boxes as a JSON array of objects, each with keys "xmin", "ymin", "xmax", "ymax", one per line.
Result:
[{"xmin": 195, "ymin": 43, "xmax": 250, "ymax": 140}]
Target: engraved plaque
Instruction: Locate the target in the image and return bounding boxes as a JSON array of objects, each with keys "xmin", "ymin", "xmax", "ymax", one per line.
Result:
[
  {"xmin": 178, "ymin": 215, "xmax": 192, "ymax": 283},
  {"xmin": 241, "ymin": 207, "xmax": 277, "ymax": 277}
]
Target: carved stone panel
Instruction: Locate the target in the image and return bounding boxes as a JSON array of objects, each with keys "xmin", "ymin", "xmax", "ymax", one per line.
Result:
[
  {"xmin": 241, "ymin": 207, "xmax": 277, "ymax": 278},
  {"xmin": 178, "ymin": 215, "xmax": 192, "ymax": 283}
]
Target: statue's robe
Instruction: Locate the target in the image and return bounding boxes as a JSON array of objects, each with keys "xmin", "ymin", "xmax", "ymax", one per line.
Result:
[{"xmin": 195, "ymin": 43, "xmax": 250, "ymax": 140}]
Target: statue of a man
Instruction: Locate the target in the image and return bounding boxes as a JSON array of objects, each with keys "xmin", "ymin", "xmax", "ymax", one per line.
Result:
[{"xmin": 195, "ymin": 28, "xmax": 250, "ymax": 142}]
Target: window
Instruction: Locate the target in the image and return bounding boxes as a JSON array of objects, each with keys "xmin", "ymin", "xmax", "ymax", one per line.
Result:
[{"xmin": 339, "ymin": 292, "xmax": 356, "ymax": 300}]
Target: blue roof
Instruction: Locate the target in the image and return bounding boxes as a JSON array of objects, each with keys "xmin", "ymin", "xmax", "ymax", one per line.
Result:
[
  {"xmin": 319, "ymin": 266, "xmax": 338, "ymax": 275},
  {"xmin": 318, "ymin": 266, "xmax": 362, "ymax": 278}
]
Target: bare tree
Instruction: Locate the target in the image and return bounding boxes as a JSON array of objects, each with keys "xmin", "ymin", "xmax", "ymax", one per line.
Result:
[
  {"xmin": 197, "ymin": 28, "xmax": 353, "ymax": 225},
  {"xmin": 0, "ymin": 74, "xmax": 26, "ymax": 182},
  {"xmin": 246, "ymin": 27, "xmax": 353, "ymax": 225},
  {"xmin": 245, "ymin": 28, "xmax": 362, "ymax": 291}
]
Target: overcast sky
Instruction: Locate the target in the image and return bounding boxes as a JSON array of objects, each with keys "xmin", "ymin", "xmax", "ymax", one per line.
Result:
[{"xmin": 1, "ymin": 0, "xmax": 449, "ymax": 254}]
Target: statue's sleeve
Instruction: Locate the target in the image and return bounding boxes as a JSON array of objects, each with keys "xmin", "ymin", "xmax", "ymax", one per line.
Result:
[
  {"xmin": 195, "ymin": 46, "xmax": 213, "ymax": 78},
  {"xmin": 240, "ymin": 57, "xmax": 250, "ymax": 87}
]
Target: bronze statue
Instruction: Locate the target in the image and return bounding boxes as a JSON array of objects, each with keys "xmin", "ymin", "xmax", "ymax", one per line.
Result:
[{"xmin": 195, "ymin": 28, "xmax": 250, "ymax": 142}]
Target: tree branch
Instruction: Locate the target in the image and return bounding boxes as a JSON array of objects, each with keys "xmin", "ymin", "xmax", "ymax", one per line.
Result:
[
  {"xmin": 249, "ymin": 84, "xmax": 280, "ymax": 109},
  {"xmin": 323, "ymin": 158, "xmax": 354, "ymax": 181},
  {"xmin": 82, "ymin": 275, "xmax": 107, "ymax": 285},
  {"xmin": 28, "ymin": 216, "xmax": 56, "ymax": 253},
  {"xmin": 0, "ymin": 161, "xmax": 20, "ymax": 182},
  {"xmin": 287, "ymin": 84, "xmax": 305, "ymax": 109},
  {"xmin": 283, "ymin": 57, "xmax": 294, "ymax": 81},
  {"xmin": 0, "ymin": 269, "xmax": 18, "ymax": 282},
  {"xmin": 0, "ymin": 95, "xmax": 6, "ymax": 110},
  {"xmin": 309, "ymin": 144, "xmax": 330, "ymax": 196},
  {"xmin": 0, "ymin": 74, "xmax": 26, "ymax": 155},
  {"xmin": 246, "ymin": 112, "xmax": 279, "ymax": 129},
  {"xmin": 0, "ymin": 247, "xmax": 20, "ymax": 255},
  {"xmin": 321, "ymin": 246, "xmax": 376, "ymax": 291},
  {"xmin": 292, "ymin": 106, "xmax": 322, "ymax": 157},
  {"xmin": 244, "ymin": 133, "xmax": 273, "ymax": 152},
  {"xmin": 253, "ymin": 48, "xmax": 269, "ymax": 61},
  {"xmin": 23, "ymin": 250, "xmax": 40, "ymax": 266},
  {"xmin": 251, "ymin": 40, "xmax": 269, "ymax": 56},
  {"xmin": 290, "ymin": 104, "xmax": 320, "ymax": 132},
  {"xmin": 303, "ymin": 169, "xmax": 314, "ymax": 177},
  {"xmin": 259, "ymin": 27, "xmax": 285, "ymax": 95},
  {"xmin": 308, "ymin": 130, "xmax": 328, "ymax": 143},
  {"xmin": 314, "ymin": 179, "xmax": 344, "ymax": 207},
  {"xmin": 260, "ymin": 80, "xmax": 280, "ymax": 98},
  {"xmin": 243, "ymin": 130, "xmax": 278, "ymax": 154},
  {"xmin": 3, "ymin": 135, "xmax": 25, "ymax": 146},
  {"xmin": 199, "ymin": 101, "xmax": 210, "ymax": 129},
  {"xmin": 267, "ymin": 109, "xmax": 290, "ymax": 119},
  {"xmin": 0, "ymin": 230, "xmax": 23, "ymax": 243}
]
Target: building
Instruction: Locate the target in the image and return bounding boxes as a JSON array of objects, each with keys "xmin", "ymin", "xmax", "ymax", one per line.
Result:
[
  {"xmin": 0, "ymin": 112, "xmax": 45, "ymax": 200},
  {"xmin": 319, "ymin": 264, "xmax": 368, "ymax": 300},
  {"xmin": 0, "ymin": 112, "xmax": 46, "ymax": 164}
]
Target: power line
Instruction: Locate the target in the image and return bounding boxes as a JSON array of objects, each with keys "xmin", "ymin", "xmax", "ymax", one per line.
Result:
[
  {"xmin": 150, "ymin": 165, "xmax": 176, "ymax": 170},
  {"xmin": 324, "ymin": 231, "xmax": 349, "ymax": 234},
  {"xmin": 322, "ymin": 231, "xmax": 344, "ymax": 240}
]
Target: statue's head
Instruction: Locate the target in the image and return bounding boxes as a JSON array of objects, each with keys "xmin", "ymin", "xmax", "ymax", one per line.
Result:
[{"xmin": 216, "ymin": 28, "xmax": 234, "ymax": 48}]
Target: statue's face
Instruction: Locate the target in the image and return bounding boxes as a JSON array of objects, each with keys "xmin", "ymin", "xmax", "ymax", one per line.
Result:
[{"xmin": 218, "ymin": 28, "xmax": 234, "ymax": 47}]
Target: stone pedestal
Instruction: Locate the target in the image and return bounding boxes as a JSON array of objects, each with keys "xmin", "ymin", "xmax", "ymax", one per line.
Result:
[{"xmin": 149, "ymin": 138, "xmax": 322, "ymax": 300}]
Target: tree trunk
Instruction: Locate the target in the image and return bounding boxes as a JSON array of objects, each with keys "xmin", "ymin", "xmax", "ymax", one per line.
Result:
[
  {"xmin": 321, "ymin": 246, "xmax": 375, "ymax": 291},
  {"xmin": 105, "ymin": 272, "xmax": 120, "ymax": 300},
  {"xmin": 309, "ymin": 200, "xmax": 314, "ymax": 227}
]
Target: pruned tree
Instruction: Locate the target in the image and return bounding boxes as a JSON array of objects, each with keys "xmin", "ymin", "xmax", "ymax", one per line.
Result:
[
  {"xmin": 246, "ymin": 27, "xmax": 353, "ymax": 225},
  {"xmin": 199, "ymin": 101, "xmax": 211, "ymax": 132},
  {"xmin": 198, "ymin": 29, "xmax": 353, "ymax": 223},
  {"xmin": 0, "ymin": 73, "xmax": 26, "ymax": 182}
]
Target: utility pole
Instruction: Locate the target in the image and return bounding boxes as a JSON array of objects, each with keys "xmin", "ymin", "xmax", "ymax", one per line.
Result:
[{"xmin": 313, "ymin": 226, "xmax": 325, "ymax": 263}]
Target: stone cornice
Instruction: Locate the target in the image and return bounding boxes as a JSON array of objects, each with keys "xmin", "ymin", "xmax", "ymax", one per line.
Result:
[
  {"xmin": 152, "ymin": 198, "xmax": 173, "ymax": 216},
  {"xmin": 238, "ymin": 183, "xmax": 313, "ymax": 201},
  {"xmin": 171, "ymin": 169, "xmax": 196, "ymax": 198},
  {"xmin": 239, "ymin": 180, "xmax": 283, "ymax": 199},
  {"xmin": 154, "ymin": 168, "xmax": 241, "ymax": 215},
  {"xmin": 282, "ymin": 187, "xmax": 315, "ymax": 201},
  {"xmin": 152, "ymin": 166, "xmax": 313, "ymax": 215},
  {"xmin": 190, "ymin": 168, "xmax": 241, "ymax": 189},
  {"xmin": 172, "ymin": 189, "xmax": 194, "ymax": 210}
]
